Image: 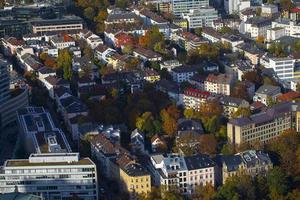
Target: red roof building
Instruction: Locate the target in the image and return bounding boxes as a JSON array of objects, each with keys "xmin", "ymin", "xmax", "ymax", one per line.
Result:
[{"xmin": 114, "ymin": 32, "xmax": 134, "ymax": 48}]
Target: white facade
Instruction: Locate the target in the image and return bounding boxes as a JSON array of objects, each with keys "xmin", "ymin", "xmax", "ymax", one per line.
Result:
[
  {"xmin": 268, "ymin": 57, "xmax": 295, "ymax": 81},
  {"xmin": 0, "ymin": 153, "xmax": 98, "ymax": 200},
  {"xmin": 266, "ymin": 27, "xmax": 286, "ymax": 42},
  {"xmin": 224, "ymin": 0, "xmax": 251, "ymax": 15},
  {"xmin": 182, "ymin": 7, "xmax": 219, "ymax": 29},
  {"xmin": 245, "ymin": 19, "xmax": 272, "ymax": 38},
  {"xmin": 150, "ymin": 154, "xmax": 215, "ymax": 194},
  {"xmin": 272, "ymin": 20, "xmax": 300, "ymax": 37},
  {"xmin": 172, "ymin": 0, "xmax": 209, "ymax": 16}
]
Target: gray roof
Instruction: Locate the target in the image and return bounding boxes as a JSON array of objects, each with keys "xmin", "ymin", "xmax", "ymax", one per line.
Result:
[
  {"xmin": 184, "ymin": 154, "xmax": 215, "ymax": 170},
  {"xmin": 256, "ymin": 84, "xmax": 281, "ymax": 96},
  {"xmin": 177, "ymin": 118, "xmax": 204, "ymax": 135}
]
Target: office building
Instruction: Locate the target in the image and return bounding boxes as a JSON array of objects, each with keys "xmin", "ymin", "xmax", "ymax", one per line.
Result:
[
  {"xmin": 268, "ymin": 57, "xmax": 295, "ymax": 81},
  {"xmin": 227, "ymin": 102, "xmax": 299, "ymax": 145},
  {"xmin": 182, "ymin": 7, "xmax": 219, "ymax": 29},
  {"xmin": 217, "ymin": 150, "xmax": 272, "ymax": 184},
  {"xmin": 0, "ymin": 58, "xmax": 29, "ymax": 128},
  {"xmin": 0, "ymin": 153, "xmax": 98, "ymax": 200},
  {"xmin": 150, "ymin": 154, "xmax": 215, "ymax": 195},
  {"xmin": 31, "ymin": 16, "xmax": 84, "ymax": 34},
  {"xmin": 172, "ymin": 0, "xmax": 209, "ymax": 16},
  {"xmin": 17, "ymin": 107, "xmax": 72, "ymax": 154},
  {"xmin": 224, "ymin": 0, "xmax": 251, "ymax": 15}
]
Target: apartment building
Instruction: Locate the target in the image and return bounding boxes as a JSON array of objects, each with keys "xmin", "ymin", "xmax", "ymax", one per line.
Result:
[
  {"xmin": 253, "ymin": 84, "xmax": 281, "ymax": 105},
  {"xmin": 217, "ymin": 150, "xmax": 272, "ymax": 184},
  {"xmin": 0, "ymin": 153, "xmax": 98, "ymax": 200},
  {"xmin": 150, "ymin": 154, "xmax": 215, "ymax": 195},
  {"xmin": 182, "ymin": 88, "xmax": 212, "ymax": 111},
  {"xmin": 219, "ymin": 96, "xmax": 250, "ymax": 118},
  {"xmin": 172, "ymin": 0, "xmax": 209, "ymax": 16},
  {"xmin": 182, "ymin": 7, "xmax": 219, "ymax": 29},
  {"xmin": 227, "ymin": 102, "xmax": 299, "ymax": 145},
  {"xmin": 272, "ymin": 19, "xmax": 300, "ymax": 37},
  {"xmin": 244, "ymin": 17, "xmax": 272, "ymax": 38},
  {"xmin": 17, "ymin": 107, "xmax": 72, "ymax": 154},
  {"xmin": 31, "ymin": 16, "xmax": 84, "ymax": 34},
  {"xmin": 204, "ymin": 74, "xmax": 234, "ymax": 96},
  {"xmin": 268, "ymin": 57, "xmax": 295, "ymax": 81},
  {"xmin": 176, "ymin": 32, "xmax": 208, "ymax": 51},
  {"xmin": 266, "ymin": 27, "xmax": 286, "ymax": 42},
  {"xmin": 224, "ymin": 0, "xmax": 250, "ymax": 15},
  {"xmin": 171, "ymin": 65, "xmax": 199, "ymax": 83}
]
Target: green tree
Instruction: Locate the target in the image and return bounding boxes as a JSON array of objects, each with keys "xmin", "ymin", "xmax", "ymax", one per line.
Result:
[
  {"xmin": 84, "ymin": 7, "xmax": 96, "ymax": 20},
  {"xmin": 115, "ymin": 0, "xmax": 131, "ymax": 9},
  {"xmin": 267, "ymin": 167, "xmax": 289, "ymax": 200},
  {"xmin": 57, "ymin": 49, "xmax": 72, "ymax": 80},
  {"xmin": 232, "ymin": 106, "xmax": 251, "ymax": 118}
]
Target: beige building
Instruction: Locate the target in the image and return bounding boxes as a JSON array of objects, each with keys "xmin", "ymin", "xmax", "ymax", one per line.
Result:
[
  {"xmin": 219, "ymin": 96, "xmax": 250, "ymax": 118},
  {"xmin": 218, "ymin": 150, "xmax": 273, "ymax": 184},
  {"xmin": 227, "ymin": 102, "xmax": 299, "ymax": 145},
  {"xmin": 204, "ymin": 74, "xmax": 234, "ymax": 96}
]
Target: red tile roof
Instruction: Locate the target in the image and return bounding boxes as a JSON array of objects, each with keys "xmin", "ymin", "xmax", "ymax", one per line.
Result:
[
  {"xmin": 184, "ymin": 88, "xmax": 211, "ymax": 99},
  {"xmin": 277, "ymin": 91, "xmax": 300, "ymax": 102}
]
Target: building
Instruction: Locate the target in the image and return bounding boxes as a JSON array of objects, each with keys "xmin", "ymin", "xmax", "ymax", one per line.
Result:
[
  {"xmin": 50, "ymin": 35, "xmax": 75, "ymax": 50},
  {"xmin": 0, "ymin": 153, "xmax": 98, "ymax": 200},
  {"xmin": 160, "ymin": 60, "xmax": 182, "ymax": 71},
  {"xmin": 182, "ymin": 88, "xmax": 212, "ymax": 111},
  {"xmin": 176, "ymin": 32, "xmax": 208, "ymax": 51},
  {"xmin": 0, "ymin": 58, "xmax": 29, "ymax": 128},
  {"xmin": 217, "ymin": 150, "xmax": 272, "ymax": 184},
  {"xmin": 219, "ymin": 96, "xmax": 250, "ymax": 118},
  {"xmin": 261, "ymin": 3, "xmax": 279, "ymax": 17},
  {"xmin": 224, "ymin": 0, "xmax": 251, "ymax": 15},
  {"xmin": 227, "ymin": 102, "xmax": 299, "ymax": 145},
  {"xmin": 150, "ymin": 154, "xmax": 215, "ymax": 194},
  {"xmin": 253, "ymin": 84, "xmax": 281, "ymax": 105},
  {"xmin": 31, "ymin": 16, "xmax": 84, "ymax": 34},
  {"xmin": 271, "ymin": 19, "xmax": 300, "ymax": 37},
  {"xmin": 182, "ymin": 7, "xmax": 219, "ymax": 29},
  {"xmin": 133, "ymin": 47, "xmax": 162, "ymax": 62},
  {"xmin": 244, "ymin": 17, "xmax": 272, "ymax": 38},
  {"xmin": 204, "ymin": 74, "xmax": 234, "ymax": 96},
  {"xmin": 268, "ymin": 57, "xmax": 295, "ymax": 81},
  {"xmin": 172, "ymin": 0, "xmax": 209, "ymax": 16},
  {"xmin": 17, "ymin": 107, "xmax": 72, "ymax": 154},
  {"xmin": 266, "ymin": 27, "xmax": 286, "ymax": 42},
  {"xmin": 171, "ymin": 65, "xmax": 199, "ymax": 83},
  {"xmin": 201, "ymin": 27, "xmax": 221, "ymax": 43}
]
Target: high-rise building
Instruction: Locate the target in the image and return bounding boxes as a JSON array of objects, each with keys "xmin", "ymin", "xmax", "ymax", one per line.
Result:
[
  {"xmin": 172, "ymin": 0, "xmax": 209, "ymax": 16},
  {"xmin": 0, "ymin": 58, "xmax": 10, "ymax": 105},
  {"xmin": 0, "ymin": 153, "xmax": 98, "ymax": 200},
  {"xmin": 0, "ymin": 57, "xmax": 29, "ymax": 128}
]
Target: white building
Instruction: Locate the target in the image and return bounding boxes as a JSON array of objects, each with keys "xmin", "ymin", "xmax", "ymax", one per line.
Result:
[
  {"xmin": 150, "ymin": 154, "xmax": 215, "ymax": 194},
  {"xmin": 182, "ymin": 7, "xmax": 219, "ymax": 29},
  {"xmin": 261, "ymin": 4, "xmax": 278, "ymax": 17},
  {"xmin": 182, "ymin": 88, "xmax": 212, "ymax": 111},
  {"xmin": 272, "ymin": 19, "xmax": 300, "ymax": 37},
  {"xmin": 266, "ymin": 27, "xmax": 286, "ymax": 42},
  {"xmin": 0, "ymin": 153, "xmax": 98, "ymax": 200},
  {"xmin": 204, "ymin": 74, "xmax": 234, "ymax": 96},
  {"xmin": 268, "ymin": 57, "xmax": 295, "ymax": 81},
  {"xmin": 244, "ymin": 17, "xmax": 272, "ymax": 38},
  {"xmin": 172, "ymin": 0, "xmax": 209, "ymax": 16},
  {"xmin": 171, "ymin": 66, "xmax": 199, "ymax": 83},
  {"xmin": 224, "ymin": 0, "xmax": 251, "ymax": 15}
]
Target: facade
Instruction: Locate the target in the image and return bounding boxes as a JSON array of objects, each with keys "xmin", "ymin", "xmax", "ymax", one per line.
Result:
[
  {"xmin": 176, "ymin": 32, "xmax": 208, "ymax": 51},
  {"xmin": 31, "ymin": 16, "xmax": 84, "ymax": 34},
  {"xmin": 182, "ymin": 88, "xmax": 212, "ymax": 111},
  {"xmin": 204, "ymin": 74, "xmax": 233, "ymax": 96},
  {"xmin": 171, "ymin": 66, "xmax": 199, "ymax": 83},
  {"xmin": 253, "ymin": 84, "xmax": 281, "ymax": 105},
  {"xmin": 0, "ymin": 153, "xmax": 98, "ymax": 200},
  {"xmin": 219, "ymin": 96, "xmax": 250, "ymax": 118},
  {"xmin": 0, "ymin": 59, "xmax": 10, "ymax": 105},
  {"xmin": 224, "ymin": 0, "xmax": 251, "ymax": 15},
  {"xmin": 218, "ymin": 150, "xmax": 273, "ymax": 184},
  {"xmin": 172, "ymin": 0, "xmax": 209, "ymax": 16},
  {"xmin": 227, "ymin": 102, "xmax": 299, "ymax": 145},
  {"xmin": 244, "ymin": 17, "xmax": 272, "ymax": 38},
  {"xmin": 182, "ymin": 7, "xmax": 219, "ymax": 29},
  {"xmin": 266, "ymin": 27, "xmax": 286, "ymax": 42},
  {"xmin": 150, "ymin": 154, "xmax": 215, "ymax": 194},
  {"xmin": 268, "ymin": 57, "xmax": 295, "ymax": 81},
  {"xmin": 272, "ymin": 19, "xmax": 300, "ymax": 37}
]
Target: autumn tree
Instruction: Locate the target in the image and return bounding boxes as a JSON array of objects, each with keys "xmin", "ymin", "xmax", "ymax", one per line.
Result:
[
  {"xmin": 57, "ymin": 49, "xmax": 72, "ymax": 80},
  {"xmin": 231, "ymin": 82, "xmax": 250, "ymax": 101},
  {"xmin": 139, "ymin": 26, "xmax": 164, "ymax": 50},
  {"xmin": 268, "ymin": 43, "xmax": 287, "ymax": 57},
  {"xmin": 242, "ymin": 71, "xmax": 263, "ymax": 88},
  {"xmin": 199, "ymin": 134, "xmax": 218, "ymax": 155},
  {"xmin": 232, "ymin": 106, "xmax": 251, "ymax": 118},
  {"xmin": 280, "ymin": 0, "xmax": 295, "ymax": 11},
  {"xmin": 193, "ymin": 183, "xmax": 216, "ymax": 200},
  {"xmin": 267, "ymin": 167, "xmax": 289, "ymax": 200},
  {"xmin": 198, "ymin": 43, "xmax": 220, "ymax": 60},
  {"xmin": 160, "ymin": 104, "xmax": 180, "ymax": 137},
  {"xmin": 256, "ymin": 35, "xmax": 265, "ymax": 44},
  {"xmin": 84, "ymin": 7, "xmax": 96, "ymax": 20}
]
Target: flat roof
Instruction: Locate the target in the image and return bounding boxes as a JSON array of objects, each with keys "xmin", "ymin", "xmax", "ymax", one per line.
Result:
[{"xmin": 6, "ymin": 158, "xmax": 93, "ymax": 167}]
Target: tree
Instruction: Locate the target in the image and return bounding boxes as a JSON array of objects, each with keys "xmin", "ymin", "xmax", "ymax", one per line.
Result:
[
  {"xmin": 160, "ymin": 104, "xmax": 180, "ymax": 137},
  {"xmin": 232, "ymin": 106, "xmax": 251, "ymax": 118},
  {"xmin": 216, "ymin": 125, "xmax": 227, "ymax": 141},
  {"xmin": 231, "ymin": 82, "xmax": 250, "ymax": 101},
  {"xmin": 199, "ymin": 134, "xmax": 218, "ymax": 155},
  {"xmin": 198, "ymin": 43, "xmax": 220, "ymax": 60},
  {"xmin": 219, "ymin": 26, "xmax": 234, "ymax": 34},
  {"xmin": 122, "ymin": 45, "xmax": 133, "ymax": 54},
  {"xmin": 136, "ymin": 112, "xmax": 157, "ymax": 136},
  {"xmin": 256, "ymin": 35, "xmax": 265, "ymax": 43},
  {"xmin": 183, "ymin": 109, "xmax": 196, "ymax": 119},
  {"xmin": 280, "ymin": 0, "xmax": 295, "ymax": 11},
  {"xmin": 39, "ymin": 52, "xmax": 47, "ymax": 61},
  {"xmin": 242, "ymin": 71, "xmax": 263, "ymax": 88},
  {"xmin": 57, "ymin": 49, "xmax": 72, "ymax": 80},
  {"xmin": 267, "ymin": 167, "xmax": 289, "ymax": 200},
  {"xmin": 194, "ymin": 28, "xmax": 202, "ymax": 36},
  {"xmin": 115, "ymin": 0, "xmax": 131, "ymax": 9},
  {"xmin": 139, "ymin": 26, "xmax": 164, "ymax": 49},
  {"xmin": 193, "ymin": 183, "xmax": 215, "ymax": 200},
  {"xmin": 268, "ymin": 43, "xmax": 287, "ymax": 57},
  {"xmin": 84, "ymin": 7, "xmax": 96, "ymax": 20}
]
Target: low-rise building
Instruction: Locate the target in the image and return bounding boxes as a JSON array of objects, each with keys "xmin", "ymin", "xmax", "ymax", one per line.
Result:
[
  {"xmin": 50, "ymin": 35, "xmax": 75, "ymax": 50},
  {"xmin": 244, "ymin": 17, "xmax": 272, "ymax": 38},
  {"xmin": 217, "ymin": 150, "xmax": 273, "ymax": 184},
  {"xmin": 201, "ymin": 27, "xmax": 221, "ymax": 43},
  {"xmin": 176, "ymin": 32, "xmax": 208, "ymax": 51},
  {"xmin": 171, "ymin": 65, "xmax": 199, "ymax": 83},
  {"xmin": 133, "ymin": 47, "xmax": 162, "ymax": 62},
  {"xmin": 253, "ymin": 84, "xmax": 281, "ymax": 105},
  {"xmin": 268, "ymin": 57, "xmax": 295, "ymax": 81},
  {"xmin": 204, "ymin": 74, "xmax": 234, "ymax": 96},
  {"xmin": 150, "ymin": 154, "xmax": 215, "ymax": 194},
  {"xmin": 182, "ymin": 88, "xmax": 212, "ymax": 111},
  {"xmin": 219, "ymin": 96, "xmax": 250, "ymax": 118},
  {"xmin": 266, "ymin": 27, "xmax": 286, "ymax": 42}
]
